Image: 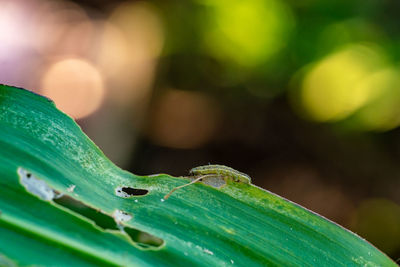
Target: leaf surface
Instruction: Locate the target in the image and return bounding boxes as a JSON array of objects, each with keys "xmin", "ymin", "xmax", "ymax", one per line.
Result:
[{"xmin": 0, "ymin": 85, "xmax": 396, "ymax": 266}]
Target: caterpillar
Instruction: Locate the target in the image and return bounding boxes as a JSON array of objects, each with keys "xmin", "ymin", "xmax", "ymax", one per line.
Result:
[
  {"xmin": 190, "ymin": 164, "xmax": 251, "ymax": 184},
  {"xmin": 163, "ymin": 164, "xmax": 251, "ymax": 200}
]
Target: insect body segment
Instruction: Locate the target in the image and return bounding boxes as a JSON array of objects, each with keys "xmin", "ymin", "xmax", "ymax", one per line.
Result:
[
  {"xmin": 163, "ymin": 164, "xmax": 251, "ymax": 200},
  {"xmin": 190, "ymin": 164, "xmax": 251, "ymax": 184}
]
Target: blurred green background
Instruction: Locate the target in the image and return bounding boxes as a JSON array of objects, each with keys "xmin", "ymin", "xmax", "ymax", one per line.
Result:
[{"xmin": 1, "ymin": 0, "xmax": 400, "ymax": 261}]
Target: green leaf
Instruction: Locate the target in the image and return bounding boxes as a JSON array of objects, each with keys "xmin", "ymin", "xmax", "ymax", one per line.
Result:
[{"xmin": 0, "ymin": 84, "xmax": 396, "ymax": 266}]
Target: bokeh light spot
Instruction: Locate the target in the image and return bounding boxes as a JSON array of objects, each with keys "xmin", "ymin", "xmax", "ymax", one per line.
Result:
[
  {"xmin": 109, "ymin": 1, "xmax": 164, "ymax": 59},
  {"xmin": 0, "ymin": 1, "xmax": 28, "ymax": 51},
  {"xmin": 41, "ymin": 58, "xmax": 105, "ymax": 119},
  {"xmin": 299, "ymin": 44, "xmax": 386, "ymax": 122},
  {"xmin": 33, "ymin": 0, "xmax": 91, "ymax": 56},
  {"xmin": 351, "ymin": 68, "xmax": 400, "ymax": 131},
  {"xmin": 148, "ymin": 89, "xmax": 220, "ymax": 149},
  {"xmin": 96, "ymin": 1, "xmax": 164, "ymax": 106},
  {"xmin": 202, "ymin": 0, "xmax": 294, "ymax": 67}
]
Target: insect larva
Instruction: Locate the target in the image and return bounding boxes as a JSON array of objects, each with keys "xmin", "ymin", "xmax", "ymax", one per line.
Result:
[
  {"xmin": 190, "ymin": 164, "xmax": 251, "ymax": 184},
  {"xmin": 163, "ymin": 164, "xmax": 251, "ymax": 200}
]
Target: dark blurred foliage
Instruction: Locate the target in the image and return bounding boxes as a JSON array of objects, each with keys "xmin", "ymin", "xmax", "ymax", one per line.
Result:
[{"xmin": 1, "ymin": 0, "xmax": 400, "ymax": 260}]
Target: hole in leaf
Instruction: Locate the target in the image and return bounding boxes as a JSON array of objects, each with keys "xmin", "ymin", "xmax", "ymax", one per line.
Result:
[
  {"xmin": 124, "ymin": 228, "xmax": 164, "ymax": 249},
  {"xmin": 54, "ymin": 195, "xmax": 117, "ymax": 230},
  {"xmin": 54, "ymin": 195, "xmax": 163, "ymax": 249},
  {"xmin": 17, "ymin": 168, "xmax": 163, "ymax": 249},
  {"xmin": 115, "ymin": 186, "xmax": 149, "ymax": 198}
]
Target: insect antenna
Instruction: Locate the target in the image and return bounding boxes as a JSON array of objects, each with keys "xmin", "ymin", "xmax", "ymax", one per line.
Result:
[{"xmin": 163, "ymin": 174, "xmax": 214, "ymax": 200}]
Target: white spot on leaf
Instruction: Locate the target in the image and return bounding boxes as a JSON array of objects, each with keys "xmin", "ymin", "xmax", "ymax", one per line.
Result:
[
  {"xmin": 195, "ymin": 245, "xmax": 214, "ymax": 256},
  {"xmin": 18, "ymin": 168, "xmax": 55, "ymax": 201},
  {"xmin": 203, "ymin": 248, "xmax": 214, "ymax": 255},
  {"xmin": 115, "ymin": 186, "xmax": 131, "ymax": 198},
  {"xmin": 67, "ymin": 184, "xmax": 76, "ymax": 192},
  {"xmin": 113, "ymin": 209, "xmax": 132, "ymax": 224}
]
